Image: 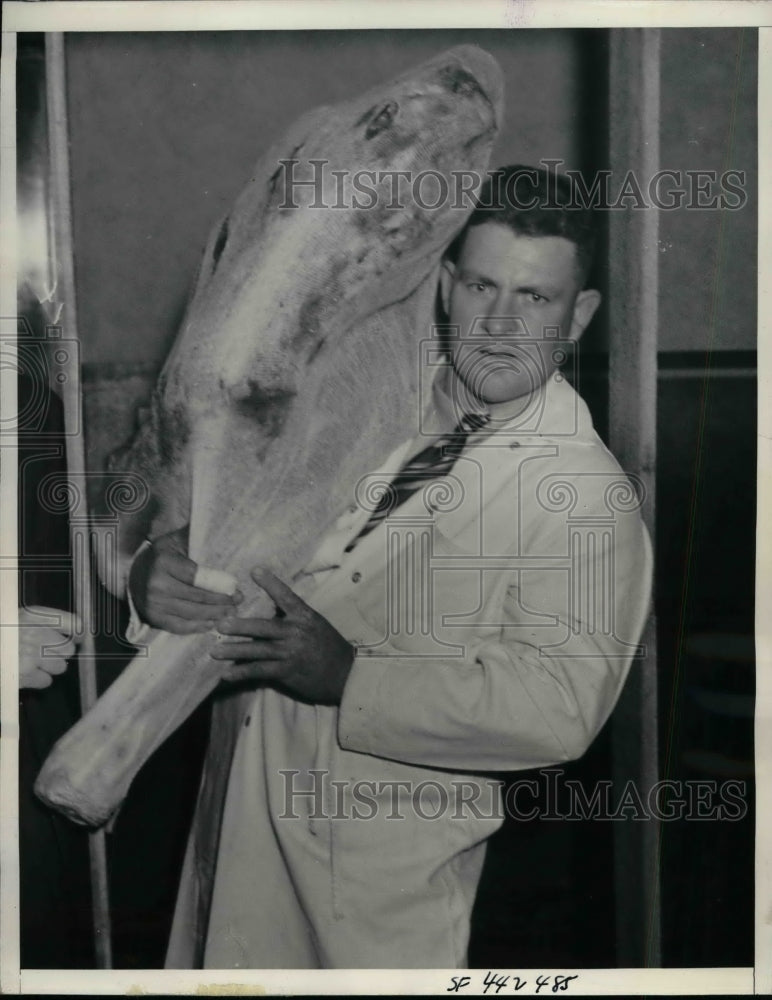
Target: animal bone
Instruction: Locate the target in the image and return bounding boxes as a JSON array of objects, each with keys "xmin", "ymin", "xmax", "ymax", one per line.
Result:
[{"xmin": 35, "ymin": 46, "xmax": 503, "ymax": 827}]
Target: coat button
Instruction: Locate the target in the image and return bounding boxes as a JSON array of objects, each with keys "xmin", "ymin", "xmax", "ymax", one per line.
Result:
[
  {"xmin": 509, "ymin": 441, "xmax": 520, "ymax": 449},
  {"xmin": 351, "ymin": 571, "xmax": 362, "ymax": 583}
]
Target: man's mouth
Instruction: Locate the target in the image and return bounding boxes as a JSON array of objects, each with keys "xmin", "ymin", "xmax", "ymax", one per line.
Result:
[{"xmin": 475, "ymin": 346, "xmax": 524, "ymax": 362}]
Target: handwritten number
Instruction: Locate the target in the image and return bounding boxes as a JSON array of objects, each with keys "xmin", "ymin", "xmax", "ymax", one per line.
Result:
[
  {"xmin": 482, "ymin": 971, "xmax": 510, "ymax": 994},
  {"xmin": 446, "ymin": 971, "xmax": 578, "ymax": 994}
]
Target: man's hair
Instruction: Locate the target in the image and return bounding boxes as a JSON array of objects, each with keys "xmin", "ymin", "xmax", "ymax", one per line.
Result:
[{"xmin": 447, "ymin": 164, "xmax": 598, "ymax": 285}]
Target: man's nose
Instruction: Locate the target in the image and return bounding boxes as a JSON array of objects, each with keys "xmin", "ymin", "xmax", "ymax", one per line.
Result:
[
  {"xmin": 478, "ymin": 289, "xmax": 520, "ymax": 335},
  {"xmin": 482, "ymin": 303, "xmax": 518, "ymax": 336}
]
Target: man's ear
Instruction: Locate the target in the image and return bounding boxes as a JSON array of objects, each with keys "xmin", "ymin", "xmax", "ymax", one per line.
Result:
[
  {"xmin": 569, "ymin": 288, "xmax": 602, "ymax": 342},
  {"xmin": 439, "ymin": 259, "xmax": 455, "ymax": 316}
]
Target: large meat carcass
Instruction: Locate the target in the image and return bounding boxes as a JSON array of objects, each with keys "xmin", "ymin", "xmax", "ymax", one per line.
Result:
[{"xmin": 35, "ymin": 46, "xmax": 504, "ymax": 829}]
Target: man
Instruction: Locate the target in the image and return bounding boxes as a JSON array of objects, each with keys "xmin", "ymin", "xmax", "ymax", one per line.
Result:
[{"xmin": 129, "ymin": 165, "xmax": 652, "ymax": 968}]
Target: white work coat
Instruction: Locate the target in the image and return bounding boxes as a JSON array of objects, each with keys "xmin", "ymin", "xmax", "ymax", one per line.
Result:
[{"xmin": 164, "ymin": 371, "xmax": 653, "ymax": 968}]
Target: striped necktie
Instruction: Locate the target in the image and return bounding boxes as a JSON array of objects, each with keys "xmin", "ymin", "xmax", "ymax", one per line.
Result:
[{"xmin": 346, "ymin": 411, "xmax": 490, "ymax": 550}]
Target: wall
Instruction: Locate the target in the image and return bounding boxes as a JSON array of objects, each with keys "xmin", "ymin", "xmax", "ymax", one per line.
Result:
[
  {"xmin": 658, "ymin": 28, "xmax": 756, "ymax": 352},
  {"xmin": 655, "ymin": 27, "xmax": 757, "ymax": 967}
]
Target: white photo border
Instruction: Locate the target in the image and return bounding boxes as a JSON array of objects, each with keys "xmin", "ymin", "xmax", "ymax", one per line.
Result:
[{"xmin": 1, "ymin": 1, "xmax": 768, "ymax": 995}]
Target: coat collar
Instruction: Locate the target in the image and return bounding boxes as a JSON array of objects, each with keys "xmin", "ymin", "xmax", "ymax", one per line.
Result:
[{"xmin": 341, "ymin": 369, "xmax": 600, "ymax": 571}]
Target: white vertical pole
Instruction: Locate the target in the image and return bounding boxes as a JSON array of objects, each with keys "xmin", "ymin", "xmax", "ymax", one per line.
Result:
[
  {"xmin": 44, "ymin": 32, "xmax": 113, "ymax": 970},
  {"xmin": 607, "ymin": 28, "xmax": 661, "ymax": 966}
]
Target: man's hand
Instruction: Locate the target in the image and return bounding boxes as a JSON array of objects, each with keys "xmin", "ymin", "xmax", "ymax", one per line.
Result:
[
  {"xmin": 19, "ymin": 606, "xmax": 81, "ymax": 690},
  {"xmin": 129, "ymin": 525, "xmax": 242, "ymax": 634},
  {"xmin": 210, "ymin": 568, "xmax": 356, "ymax": 705}
]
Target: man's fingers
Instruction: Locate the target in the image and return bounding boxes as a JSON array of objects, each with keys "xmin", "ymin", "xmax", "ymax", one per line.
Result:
[
  {"xmin": 193, "ymin": 566, "xmax": 239, "ymax": 597},
  {"xmin": 161, "ymin": 597, "xmax": 236, "ymax": 625},
  {"xmin": 18, "ymin": 615, "xmax": 78, "ymax": 659},
  {"xmin": 220, "ymin": 660, "xmax": 281, "ymax": 684},
  {"xmin": 250, "ymin": 568, "xmax": 305, "ymax": 615},
  {"xmin": 210, "ymin": 639, "xmax": 281, "ymax": 661},
  {"xmin": 43, "ymin": 639, "xmax": 76, "ymax": 661},
  {"xmin": 156, "ymin": 550, "xmax": 201, "ymax": 587},
  {"xmin": 22, "ymin": 668, "xmax": 54, "ymax": 690},
  {"xmin": 40, "ymin": 656, "xmax": 68, "ymax": 676},
  {"xmin": 152, "ymin": 614, "xmax": 211, "ymax": 636},
  {"xmin": 50, "ymin": 610, "xmax": 82, "ymax": 637},
  {"xmin": 23, "ymin": 606, "xmax": 82, "ymax": 636},
  {"xmin": 217, "ymin": 616, "xmax": 286, "ymax": 640},
  {"xmin": 152, "ymin": 572, "xmax": 241, "ymax": 607},
  {"xmin": 159, "ymin": 555, "xmax": 242, "ymax": 606}
]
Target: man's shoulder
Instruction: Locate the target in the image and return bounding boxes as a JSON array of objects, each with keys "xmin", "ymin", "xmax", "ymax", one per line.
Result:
[
  {"xmin": 485, "ymin": 375, "xmax": 615, "ymax": 464},
  {"xmin": 484, "ymin": 379, "xmax": 644, "ymax": 524}
]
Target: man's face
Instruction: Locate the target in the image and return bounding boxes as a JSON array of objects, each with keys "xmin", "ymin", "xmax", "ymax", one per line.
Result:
[{"xmin": 440, "ymin": 222, "xmax": 600, "ymax": 404}]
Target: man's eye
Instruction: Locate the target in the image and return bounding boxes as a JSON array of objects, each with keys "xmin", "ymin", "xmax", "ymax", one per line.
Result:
[
  {"xmin": 468, "ymin": 282, "xmax": 490, "ymax": 293},
  {"xmin": 528, "ymin": 292, "xmax": 548, "ymax": 304}
]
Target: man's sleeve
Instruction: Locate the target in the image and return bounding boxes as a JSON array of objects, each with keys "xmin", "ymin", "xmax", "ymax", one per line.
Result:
[
  {"xmin": 338, "ymin": 502, "xmax": 653, "ymax": 774},
  {"xmin": 123, "ymin": 539, "xmax": 153, "ymax": 646}
]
